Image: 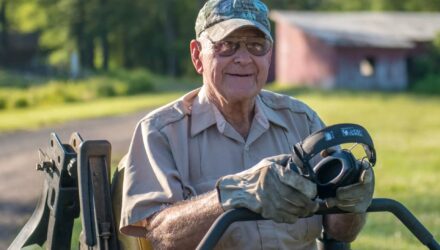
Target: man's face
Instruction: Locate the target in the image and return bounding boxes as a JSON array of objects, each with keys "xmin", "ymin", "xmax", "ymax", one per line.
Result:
[{"xmin": 196, "ymin": 27, "xmax": 272, "ymax": 103}]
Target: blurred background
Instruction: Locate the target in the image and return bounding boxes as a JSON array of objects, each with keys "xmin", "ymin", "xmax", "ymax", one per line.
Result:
[
  {"xmin": 0, "ymin": 0, "xmax": 439, "ymax": 249},
  {"xmin": 1, "ymin": 0, "xmax": 440, "ymax": 84}
]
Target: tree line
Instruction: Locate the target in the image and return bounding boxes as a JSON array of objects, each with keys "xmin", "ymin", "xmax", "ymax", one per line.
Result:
[{"xmin": 1, "ymin": 0, "xmax": 439, "ymax": 77}]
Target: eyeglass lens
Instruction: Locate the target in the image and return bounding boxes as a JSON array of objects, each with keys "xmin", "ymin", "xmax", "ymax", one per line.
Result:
[{"xmin": 212, "ymin": 38, "xmax": 272, "ymax": 57}]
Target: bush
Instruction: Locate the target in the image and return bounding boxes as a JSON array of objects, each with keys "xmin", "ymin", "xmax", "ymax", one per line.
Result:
[
  {"xmin": 409, "ymin": 34, "xmax": 440, "ymax": 87},
  {"xmin": 0, "ymin": 69, "xmax": 157, "ymax": 110},
  {"xmin": 108, "ymin": 69, "xmax": 155, "ymax": 95},
  {"xmin": 29, "ymin": 82, "xmax": 79, "ymax": 106},
  {"xmin": 96, "ymin": 83, "xmax": 117, "ymax": 97},
  {"xmin": 0, "ymin": 97, "xmax": 6, "ymax": 110},
  {"xmin": 89, "ymin": 78, "xmax": 129, "ymax": 97},
  {"xmin": 12, "ymin": 97, "xmax": 29, "ymax": 108},
  {"xmin": 410, "ymin": 74, "xmax": 440, "ymax": 95},
  {"xmin": 126, "ymin": 70, "xmax": 155, "ymax": 94},
  {"xmin": 0, "ymin": 70, "xmax": 47, "ymax": 88}
]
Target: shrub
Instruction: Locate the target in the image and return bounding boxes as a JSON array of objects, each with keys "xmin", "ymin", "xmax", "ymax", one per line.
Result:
[
  {"xmin": 0, "ymin": 97, "xmax": 6, "ymax": 110},
  {"xmin": 409, "ymin": 35, "xmax": 440, "ymax": 87},
  {"xmin": 0, "ymin": 70, "xmax": 48, "ymax": 88},
  {"xmin": 126, "ymin": 70, "xmax": 155, "ymax": 95},
  {"xmin": 410, "ymin": 74, "xmax": 440, "ymax": 95},
  {"xmin": 83, "ymin": 77, "xmax": 128, "ymax": 98},
  {"xmin": 108, "ymin": 69, "xmax": 155, "ymax": 95},
  {"xmin": 29, "ymin": 82, "xmax": 79, "ymax": 106},
  {"xmin": 12, "ymin": 97, "xmax": 29, "ymax": 108},
  {"xmin": 0, "ymin": 69, "xmax": 157, "ymax": 110},
  {"xmin": 96, "ymin": 83, "xmax": 117, "ymax": 97}
]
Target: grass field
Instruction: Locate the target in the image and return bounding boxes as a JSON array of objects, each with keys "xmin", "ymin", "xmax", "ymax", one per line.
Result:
[
  {"xmin": 0, "ymin": 92, "xmax": 186, "ymax": 132},
  {"xmin": 7, "ymin": 85, "xmax": 439, "ymax": 249}
]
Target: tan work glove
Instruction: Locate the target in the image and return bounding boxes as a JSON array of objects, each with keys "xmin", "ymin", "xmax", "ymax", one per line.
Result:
[
  {"xmin": 325, "ymin": 163, "xmax": 375, "ymax": 213},
  {"xmin": 216, "ymin": 154, "xmax": 319, "ymax": 224}
]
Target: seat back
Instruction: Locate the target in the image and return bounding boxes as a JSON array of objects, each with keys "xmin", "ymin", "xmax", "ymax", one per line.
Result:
[{"xmin": 111, "ymin": 156, "xmax": 153, "ymax": 250}]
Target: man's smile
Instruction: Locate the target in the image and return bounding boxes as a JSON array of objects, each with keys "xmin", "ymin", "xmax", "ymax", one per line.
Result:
[{"xmin": 226, "ymin": 73, "xmax": 253, "ymax": 77}]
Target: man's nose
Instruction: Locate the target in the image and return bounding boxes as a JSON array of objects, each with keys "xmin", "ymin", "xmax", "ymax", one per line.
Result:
[{"xmin": 233, "ymin": 43, "xmax": 252, "ymax": 64}]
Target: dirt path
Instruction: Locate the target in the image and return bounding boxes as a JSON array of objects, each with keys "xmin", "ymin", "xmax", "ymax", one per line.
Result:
[{"xmin": 0, "ymin": 110, "xmax": 149, "ymax": 249}]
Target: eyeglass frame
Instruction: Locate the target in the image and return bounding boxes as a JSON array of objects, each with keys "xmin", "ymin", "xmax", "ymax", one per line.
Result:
[{"xmin": 201, "ymin": 35, "xmax": 273, "ymax": 57}]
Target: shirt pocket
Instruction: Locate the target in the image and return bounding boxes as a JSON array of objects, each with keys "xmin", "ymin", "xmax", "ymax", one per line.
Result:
[
  {"xmin": 215, "ymin": 224, "xmax": 243, "ymax": 250},
  {"xmin": 215, "ymin": 222, "xmax": 260, "ymax": 250},
  {"xmin": 285, "ymin": 216, "xmax": 322, "ymax": 241},
  {"xmin": 188, "ymin": 135, "xmax": 202, "ymax": 184}
]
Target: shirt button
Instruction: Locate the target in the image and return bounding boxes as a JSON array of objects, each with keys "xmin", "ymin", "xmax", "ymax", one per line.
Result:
[{"xmin": 244, "ymin": 145, "xmax": 249, "ymax": 151}]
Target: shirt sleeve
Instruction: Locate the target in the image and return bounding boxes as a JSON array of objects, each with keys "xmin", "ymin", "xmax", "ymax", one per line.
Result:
[
  {"xmin": 309, "ymin": 109, "xmax": 326, "ymax": 134},
  {"xmin": 119, "ymin": 118, "xmax": 184, "ymax": 236}
]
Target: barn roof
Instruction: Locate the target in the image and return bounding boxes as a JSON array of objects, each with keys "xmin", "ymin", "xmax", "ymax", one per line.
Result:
[{"xmin": 270, "ymin": 11, "xmax": 440, "ymax": 48}]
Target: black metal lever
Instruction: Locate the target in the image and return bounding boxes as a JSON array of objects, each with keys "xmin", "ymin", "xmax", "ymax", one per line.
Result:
[{"xmin": 196, "ymin": 198, "xmax": 440, "ymax": 250}]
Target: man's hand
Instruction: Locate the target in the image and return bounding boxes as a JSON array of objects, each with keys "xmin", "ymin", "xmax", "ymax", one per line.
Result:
[
  {"xmin": 326, "ymin": 163, "xmax": 375, "ymax": 213},
  {"xmin": 216, "ymin": 154, "xmax": 318, "ymax": 224}
]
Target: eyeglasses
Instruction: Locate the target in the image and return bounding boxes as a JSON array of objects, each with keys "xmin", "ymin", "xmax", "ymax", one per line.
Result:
[{"xmin": 207, "ymin": 36, "xmax": 272, "ymax": 57}]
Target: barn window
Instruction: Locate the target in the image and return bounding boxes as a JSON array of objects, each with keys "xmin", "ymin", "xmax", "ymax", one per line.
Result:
[{"xmin": 360, "ymin": 57, "xmax": 376, "ymax": 77}]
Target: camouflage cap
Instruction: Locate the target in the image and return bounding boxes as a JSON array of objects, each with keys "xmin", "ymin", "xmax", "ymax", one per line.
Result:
[{"xmin": 195, "ymin": 0, "xmax": 272, "ymax": 42}]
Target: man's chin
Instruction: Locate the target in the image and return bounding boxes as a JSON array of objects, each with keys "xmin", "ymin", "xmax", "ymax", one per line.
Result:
[{"xmin": 225, "ymin": 89, "xmax": 260, "ymax": 102}]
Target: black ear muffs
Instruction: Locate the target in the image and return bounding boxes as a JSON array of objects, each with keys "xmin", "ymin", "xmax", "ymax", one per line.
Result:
[
  {"xmin": 313, "ymin": 150, "xmax": 360, "ymax": 198},
  {"xmin": 293, "ymin": 123, "xmax": 376, "ymax": 167},
  {"xmin": 290, "ymin": 123, "xmax": 376, "ymax": 199}
]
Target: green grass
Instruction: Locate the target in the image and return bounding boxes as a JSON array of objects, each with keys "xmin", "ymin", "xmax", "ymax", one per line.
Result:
[{"xmin": 0, "ymin": 92, "xmax": 186, "ymax": 132}]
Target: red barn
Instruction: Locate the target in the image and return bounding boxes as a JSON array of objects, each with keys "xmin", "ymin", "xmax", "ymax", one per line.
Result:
[{"xmin": 269, "ymin": 11, "xmax": 440, "ymax": 90}]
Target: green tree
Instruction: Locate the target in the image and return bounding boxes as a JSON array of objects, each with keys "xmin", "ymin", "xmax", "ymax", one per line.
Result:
[
  {"xmin": 0, "ymin": 0, "xmax": 10, "ymax": 65},
  {"xmin": 5, "ymin": 0, "xmax": 440, "ymax": 76}
]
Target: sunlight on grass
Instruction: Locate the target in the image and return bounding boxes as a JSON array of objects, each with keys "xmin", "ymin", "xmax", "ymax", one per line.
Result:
[{"xmin": 0, "ymin": 92, "xmax": 184, "ymax": 132}]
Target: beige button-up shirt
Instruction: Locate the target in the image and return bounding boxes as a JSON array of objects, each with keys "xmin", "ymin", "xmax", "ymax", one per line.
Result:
[{"xmin": 120, "ymin": 86, "xmax": 325, "ymax": 249}]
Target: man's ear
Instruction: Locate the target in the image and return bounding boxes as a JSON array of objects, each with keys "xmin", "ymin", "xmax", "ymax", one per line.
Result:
[{"xmin": 190, "ymin": 39, "xmax": 203, "ymax": 74}]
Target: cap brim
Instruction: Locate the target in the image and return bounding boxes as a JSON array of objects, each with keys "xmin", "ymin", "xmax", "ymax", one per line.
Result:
[{"xmin": 204, "ymin": 18, "xmax": 273, "ymax": 42}]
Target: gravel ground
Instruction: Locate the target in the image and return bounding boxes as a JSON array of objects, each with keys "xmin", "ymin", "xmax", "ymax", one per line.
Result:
[{"xmin": 0, "ymin": 110, "xmax": 149, "ymax": 249}]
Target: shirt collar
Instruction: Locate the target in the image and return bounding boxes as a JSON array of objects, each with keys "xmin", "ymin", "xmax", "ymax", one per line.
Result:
[
  {"xmin": 257, "ymin": 93, "xmax": 289, "ymax": 131},
  {"xmin": 190, "ymin": 87, "xmax": 290, "ymax": 137},
  {"xmin": 190, "ymin": 86, "xmax": 217, "ymax": 137}
]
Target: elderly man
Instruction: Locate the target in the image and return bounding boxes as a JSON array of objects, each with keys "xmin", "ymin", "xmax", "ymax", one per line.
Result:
[{"xmin": 119, "ymin": 0, "xmax": 374, "ymax": 249}]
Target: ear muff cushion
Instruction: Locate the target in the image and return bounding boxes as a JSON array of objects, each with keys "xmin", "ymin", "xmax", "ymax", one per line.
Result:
[
  {"xmin": 313, "ymin": 150, "xmax": 360, "ymax": 186},
  {"xmin": 312, "ymin": 150, "xmax": 360, "ymax": 198},
  {"xmin": 313, "ymin": 150, "xmax": 354, "ymax": 186}
]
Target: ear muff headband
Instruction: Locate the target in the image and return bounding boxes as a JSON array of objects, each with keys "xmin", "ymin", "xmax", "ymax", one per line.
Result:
[{"xmin": 294, "ymin": 123, "xmax": 376, "ymax": 167}]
